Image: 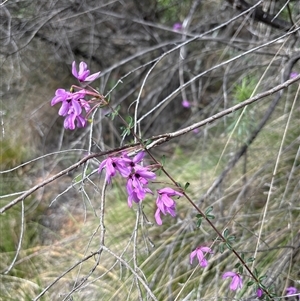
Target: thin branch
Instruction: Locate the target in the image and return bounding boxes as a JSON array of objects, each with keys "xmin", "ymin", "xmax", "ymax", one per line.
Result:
[
  {"xmin": 1, "ymin": 74, "xmax": 299, "ymax": 215},
  {"xmin": 146, "ymin": 73, "xmax": 300, "ymax": 148},
  {"xmin": 225, "ymin": 0, "xmax": 291, "ymax": 30}
]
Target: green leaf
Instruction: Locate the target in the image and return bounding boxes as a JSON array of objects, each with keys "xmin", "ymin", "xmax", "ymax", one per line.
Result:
[
  {"xmin": 246, "ymin": 257, "xmax": 255, "ymax": 263},
  {"xmin": 247, "ymin": 281, "xmax": 254, "ymax": 287},
  {"xmin": 259, "ymin": 275, "xmax": 267, "ymax": 281},
  {"xmin": 223, "ymin": 228, "xmax": 229, "ymax": 238},
  {"xmin": 144, "ymin": 139, "xmax": 153, "ymax": 146},
  {"xmin": 227, "ymin": 235, "xmax": 236, "ymax": 242},
  {"xmin": 127, "ymin": 115, "xmax": 133, "ymax": 127},
  {"xmin": 184, "ymin": 182, "xmax": 190, "ymax": 190},
  {"xmin": 205, "ymin": 206, "xmax": 213, "ymax": 215},
  {"xmin": 238, "ymin": 266, "xmax": 243, "ymax": 274},
  {"xmin": 219, "ymin": 243, "xmax": 225, "ymax": 254},
  {"xmin": 196, "ymin": 217, "xmax": 202, "ymax": 228},
  {"xmin": 234, "ymin": 262, "xmax": 241, "ymax": 269},
  {"xmin": 225, "ymin": 242, "xmax": 232, "ymax": 250}
]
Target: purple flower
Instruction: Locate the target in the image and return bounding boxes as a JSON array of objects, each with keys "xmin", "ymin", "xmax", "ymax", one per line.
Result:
[
  {"xmin": 51, "ymin": 89, "xmax": 87, "ymax": 118},
  {"xmin": 222, "ymin": 272, "xmax": 243, "ymax": 291},
  {"xmin": 63, "ymin": 111, "xmax": 86, "ymax": 130},
  {"xmin": 51, "ymin": 89, "xmax": 71, "ymax": 106},
  {"xmin": 190, "ymin": 246, "xmax": 213, "ymax": 267},
  {"xmin": 257, "ymin": 288, "xmax": 263, "ymax": 298},
  {"xmin": 121, "ymin": 151, "xmax": 145, "ymax": 173},
  {"xmin": 79, "ymin": 98, "xmax": 91, "ymax": 112},
  {"xmin": 72, "ymin": 61, "xmax": 101, "ymax": 82},
  {"xmin": 173, "ymin": 22, "xmax": 182, "ymax": 31},
  {"xmin": 182, "ymin": 99, "xmax": 191, "ymax": 108},
  {"xmin": 98, "ymin": 156, "xmax": 129, "ymax": 183},
  {"xmin": 154, "ymin": 187, "xmax": 183, "ymax": 225},
  {"xmin": 126, "ymin": 166, "xmax": 156, "ymax": 207},
  {"xmin": 286, "ymin": 287, "xmax": 298, "ymax": 296},
  {"xmin": 290, "ymin": 72, "xmax": 299, "ymax": 79}
]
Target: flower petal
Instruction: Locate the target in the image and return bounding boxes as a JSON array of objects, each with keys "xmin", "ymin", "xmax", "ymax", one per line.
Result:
[{"xmin": 154, "ymin": 208, "xmax": 162, "ymax": 225}]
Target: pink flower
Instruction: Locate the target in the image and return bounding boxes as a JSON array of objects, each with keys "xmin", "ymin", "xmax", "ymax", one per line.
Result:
[
  {"xmin": 51, "ymin": 89, "xmax": 84, "ymax": 116},
  {"xmin": 173, "ymin": 22, "xmax": 182, "ymax": 31},
  {"xmin": 63, "ymin": 110, "xmax": 86, "ymax": 130},
  {"xmin": 121, "ymin": 151, "xmax": 145, "ymax": 171},
  {"xmin": 257, "ymin": 288, "xmax": 263, "ymax": 298},
  {"xmin": 126, "ymin": 166, "xmax": 156, "ymax": 207},
  {"xmin": 190, "ymin": 246, "xmax": 213, "ymax": 267},
  {"xmin": 286, "ymin": 287, "xmax": 298, "ymax": 296},
  {"xmin": 182, "ymin": 99, "xmax": 191, "ymax": 108},
  {"xmin": 290, "ymin": 72, "xmax": 299, "ymax": 79},
  {"xmin": 72, "ymin": 61, "xmax": 101, "ymax": 82},
  {"xmin": 51, "ymin": 89, "xmax": 90, "ymax": 130},
  {"xmin": 98, "ymin": 156, "xmax": 129, "ymax": 183},
  {"xmin": 154, "ymin": 187, "xmax": 183, "ymax": 225},
  {"xmin": 222, "ymin": 272, "xmax": 243, "ymax": 291}
]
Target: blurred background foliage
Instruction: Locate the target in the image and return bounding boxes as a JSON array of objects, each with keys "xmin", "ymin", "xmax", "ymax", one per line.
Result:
[{"xmin": 0, "ymin": 0, "xmax": 299, "ymax": 300}]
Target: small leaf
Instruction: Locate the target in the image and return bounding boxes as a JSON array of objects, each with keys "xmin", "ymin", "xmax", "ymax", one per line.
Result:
[
  {"xmin": 234, "ymin": 262, "xmax": 241, "ymax": 269},
  {"xmin": 227, "ymin": 235, "xmax": 236, "ymax": 242},
  {"xmin": 247, "ymin": 281, "xmax": 254, "ymax": 287},
  {"xmin": 207, "ymin": 214, "xmax": 215, "ymax": 220},
  {"xmin": 196, "ymin": 217, "xmax": 202, "ymax": 228},
  {"xmin": 246, "ymin": 257, "xmax": 255, "ymax": 263},
  {"xmin": 205, "ymin": 206, "xmax": 213, "ymax": 215},
  {"xmin": 144, "ymin": 139, "xmax": 153, "ymax": 146},
  {"xmin": 184, "ymin": 182, "xmax": 190, "ymax": 190},
  {"xmin": 223, "ymin": 228, "xmax": 229, "ymax": 238},
  {"xmin": 259, "ymin": 275, "xmax": 267, "ymax": 281},
  {"xmin": 127, "ymin": 116, "xmax": 133, "ymax": 128},
  {"xmin": 219, "ymin": 243, "xmax": 225, "ymax": 254},
  {"xmin": 225, "ymin": 242, "xmax": 232, "ymax": 250},
  {"xmin": 238, "ymin": 266, "xmax": 243, "ymax": 275}
]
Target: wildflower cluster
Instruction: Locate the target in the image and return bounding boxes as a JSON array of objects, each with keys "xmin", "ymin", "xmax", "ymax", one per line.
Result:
[
  {"xmin": 50, "ymin": 61, "xmax": 298, "ymax": 300},
  {"xmin": 98, "ymin": 151, "xmax": 183, "ymax": 225},
  {"xmin": 51, "ymin": 62, "xmax": 101, "ymax": 130}
]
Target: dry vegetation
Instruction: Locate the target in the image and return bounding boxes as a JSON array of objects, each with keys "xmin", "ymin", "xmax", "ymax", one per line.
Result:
[{"xmin": 0, "ymin": 0, "xmax": 300, "ymax": 300}]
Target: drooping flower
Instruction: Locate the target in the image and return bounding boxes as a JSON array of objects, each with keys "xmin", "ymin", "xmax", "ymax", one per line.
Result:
[
  {"xmin": 72, "ymin": 61, "xmax": 101, "ymax": 82},
  {"xmin": 182, "ymin": 99, "xmax": 191, "ymax": 108},
  {"xmin": 190, "ymin": 246, "xmax": 213, "ymax": 267},
  {"xmin": 286, "ymin": 287, "xmax": 298, "ymax": 296},
  {"xmin": 122, "ymin": 151, "xmax": 145, "ymax": 168},
  {"xmin": 290, "ymin": 72, "xmax": 299, "ymax": 79},
  {"xmin": 98, "ymin": 156, "xmax": 129, "ymax": 183},
  {"xmin": 126, "ymin": 166, "xmax": 156, "ymax": 207},
  {"xmin": 222, "ymin": 271, "xmax": 243, "ymax": 291},
  {"xmin": 257, "ymin": 288, "xmax": 263, "ymax": 298},
  {"xmin": 154, "ymin": 187, "xmax": 183, "ymax": 225},
  {"xmin": 60, "ymin": 93, "xmax": 84, "ymax": 117},
  {"xmin": 63, "ymin": 110, "xmax": 86, "ymax": 130},
  {"xmin": 51, "ymin": 89, "xmax": 88, "ymax": 128},
  {"xmin": 51, "ymin": 89, "xmax": 72, "ymax": 106},
  {"xmin": 173, "ymin": 22, "xmax": 182, "ymax": 31}
]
